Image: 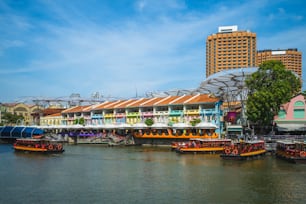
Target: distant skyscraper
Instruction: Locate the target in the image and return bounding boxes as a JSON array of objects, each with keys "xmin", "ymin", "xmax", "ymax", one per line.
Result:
[
  {"xmin": 257, "ymin": 49, "xmax": 302, "ymax": 77},
  {"xmin": 206, "ymin": 25, "xmax": 257, "ymax": 77}
]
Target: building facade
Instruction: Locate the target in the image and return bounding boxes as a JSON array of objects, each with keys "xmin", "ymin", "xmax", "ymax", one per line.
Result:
[
  {"xmin": 59, "ymin": 94, "xmax": 224, "ymax": 136},
  {"xmin": 274, "ymin": 94, "xmax": 306, "ymax": 133},
  {"xmin": 0, "ymin": 103, "xmax": 41, "ymax": 125},
  {"xmin": 257, "ymin": 49, "xmax": 302, "ymax": 77},
  {"xmin": 206, "ymin": 25, "xmax": 257, "ymax": 77}
]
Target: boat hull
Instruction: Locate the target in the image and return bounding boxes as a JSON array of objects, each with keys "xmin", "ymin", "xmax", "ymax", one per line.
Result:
[
  {"xmin": 133, "ymin": 137, "xmax": 201, "ymax": 146},
  {"xmin": 14, "ymin": 146, "xmax": 64, "ymax": 154},
  {"xmin": 276, "ymin": 153, "xmax": 306, "ymax": 164},
  {"xmin": 176, "ymin": 147, "xmax": 224, "ymax": 154},
  {"xmin": 220, "ymin": 150, "xmax": 266, "ymax": 160}
]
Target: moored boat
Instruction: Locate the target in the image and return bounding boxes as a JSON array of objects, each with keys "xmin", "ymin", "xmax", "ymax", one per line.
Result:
[
  {"xmin": 13, "ymin": 138, "xmax": 64, "ymax": 153},
  {"xmin": 132, "ymin": 122, "xmax": 219, "ymax": 146},
  {"xmin": 275, "ymin": 140, "xmax": 306, "ymax": 164},
  {"xmin": 220, "ymin": 140, "xmax": 266, "ymax": 160},
  {"xmin": 175, "ymin": 138, "xmax": 232, "ymax": 154}
]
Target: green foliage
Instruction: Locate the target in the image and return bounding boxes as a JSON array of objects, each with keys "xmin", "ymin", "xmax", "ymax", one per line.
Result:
[
  {"xmin": 144, "ymin": 118, "xmax": 154, "ymax": 126},
  {"xmin": 302, "ymin": 90, "xmax": 306, "ymax": 97},
  {"xmin": 1, "ymin": 112, "xmax": 24, "ymax": 125},
  {"xmin": 74, "ymin": 117, "xmax": 85, "ymax": 125},
  {"xmin": 190, "ymin": 118, "xmax": 201, "ymax": 126},
  {"xmin": 246, "ymin": 60, "xmax": 301, "ymax": 127}
]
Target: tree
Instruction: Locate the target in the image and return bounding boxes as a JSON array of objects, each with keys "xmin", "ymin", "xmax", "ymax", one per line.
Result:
[
  {"xmin": 144, "ymin": 118, "xmax": 154, "ymax": 126},
  {"xmin": 190, "ymin": 118, "xmax": 201, "ymax": 126},
  {"xmin": 74, "ymin": 117, "xmax": 85, "ymax": 125},
  {"xmin": 1, "ymin": 112, "xmax": 24, "ymax": 125},
  {"xmin": 245, "ymin": 60, "xmax": 301, "ymax": 133}
]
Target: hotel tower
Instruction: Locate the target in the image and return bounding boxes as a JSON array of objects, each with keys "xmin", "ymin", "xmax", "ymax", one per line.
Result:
[
  {"xmin": 206, "ymin": 25, "xmax": 257, "ymax": 77},
  {"xmin": 257, "ymin": 48, "xmax": 302, "ymax": 77}
]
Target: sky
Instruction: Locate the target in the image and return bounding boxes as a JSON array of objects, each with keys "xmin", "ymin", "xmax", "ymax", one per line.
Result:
[{"xmin": 1, "ymin": 0, "xmax": 306, "ymax": 103}]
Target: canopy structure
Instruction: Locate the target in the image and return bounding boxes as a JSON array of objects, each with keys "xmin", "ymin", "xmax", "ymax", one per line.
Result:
[
  {"xmin": 0, "ymin": 126, "xmax": 44, "ymax": 138},
  {"xmin": 197, "ymin": 67, "xmax": 258, "ymax": 101},
  {"xmin": 145, "ymin": 67, "xmax": 258, "ymax": 102}
]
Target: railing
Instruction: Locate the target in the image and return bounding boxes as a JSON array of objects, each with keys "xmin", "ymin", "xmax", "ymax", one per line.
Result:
[
  {"xmin": 126, "ymin": 112, "xmax": 140, "ymax": 117},
  {"xmin": 169, "ymin": 110, "xmax": 183, "ymax": 116},
  {"xmin": 115, "ymin": 113, "xmax": 126, "ymax": 117},
  {"xmin": 104, "ymin": 114, "xmax": 114, "ymax": 118},
  {"xmin": 154, "ymin": 111, "xmax": 169, "ymax": 115},
  {"xmin": 260, "ymin": 135, "xmax": 306, "ymax": 141},
  {"xmin": 184, "ymin": 109, "xmax": 199, "ymax": 115},
  {"xmin": 142, "ymin": 112, "xmax": 153, "ymax": 116}
]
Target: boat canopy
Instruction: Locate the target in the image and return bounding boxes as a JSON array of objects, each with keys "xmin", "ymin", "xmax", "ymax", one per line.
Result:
[
  {"xmin": 195, "ymin": 122, "xmax": 217, "ymax": 129},
  {"xmin": 0, "ymin": 126, "xmax": 44, "ymax": 138},
  {"xmin": 172, "ymin": 122, "xmax": 192, "ymax": 129}
]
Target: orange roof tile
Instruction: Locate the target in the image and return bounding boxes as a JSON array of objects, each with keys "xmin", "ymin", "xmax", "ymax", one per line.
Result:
[
  {"xmin": 185, "ymin": 94, "xmax": 219, "ymax": 104},
  {"xmin": 126, "ymin": 98, "xmax": 148, "ymax": 108},
  {"xmin": 91, "ymin": 101, "xmax": 113, "ymax": 111},
  {"xmin": 82, "ymin": 103, "xmax": 104, "ymax": 112},
  {"xmin": 154, "ymin": 96, "xmax": 180, "ymax": 106},
  {"xmin": 139, "ymin": 97, "xmax": 163, "ymax": 107},
  {"xmin": 104, "ymin": 100, "xmax": 124, "ymax": 109},
  {"xmin": 45, "ymin": 113, "xmax": 62, "ymax": 117},
  {"xmin": 169, "ymin": 95, "xmax": 193, "ymax": 105},
  {"xmin": 62, "ymin": 105, "xmax": 90, "ymax": 113},
  {"xmin": 114, "ymin": 99, "xmax": 137, "ymax": 109}
]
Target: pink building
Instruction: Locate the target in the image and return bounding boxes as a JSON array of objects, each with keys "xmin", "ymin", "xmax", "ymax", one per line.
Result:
[{"xmin": 274, "ymin": 94, "xmax": 306, "ymax": 132}]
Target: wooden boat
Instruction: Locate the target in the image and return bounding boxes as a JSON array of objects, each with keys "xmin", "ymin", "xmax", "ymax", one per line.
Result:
[
  {"xmin": 220, "ymin": 140, "xmax": 266, "ymax": 160},
  {"xmin": 132, "ymin": 122, "xmax": 219, "ymax": 146},
  {"xmin": 13, "ymin": 138, "xmax": 64, "ymax": 153},
  {"xmin": 275, "ymin": 140, "xmax": 306, "ymax": 164},
  {"xmin": 174, "ymin": 138, "xmax": 232, "ymax": 154}
]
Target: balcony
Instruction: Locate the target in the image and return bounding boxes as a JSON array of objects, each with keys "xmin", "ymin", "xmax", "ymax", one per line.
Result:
[
  {"xmin": 169, "ymin": 110, "xmax": 183, "ymax": 116},
  {"xmin": 116, "ymin": 113, "xmax": 126, "ymax": 118},
  {"xmin": 127, "ymin": 112, "xmax": 140, "ymax": 117},
  {"xmin": 201, "ymin": 109, "xmax": 216, "ymax": 115},
  {"xmin": 142, "ymin": 111, "xmax": 154, "ymax": 117},
  {"xmin": 184, "ymin": 109, "xmax": 199, "ymax": 115},
  {"xmin": 154, "ymin": 111, "xmax": 169, "ymax": 115},
  {"xmin": 104, "ymin": 113, "xmax": 114, "ymax": 118},
  {"xmin": 92, "ymin": 114, "xmax": 102, "ymax": 119}
]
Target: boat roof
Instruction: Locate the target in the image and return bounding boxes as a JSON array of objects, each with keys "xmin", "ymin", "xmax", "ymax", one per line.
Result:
[
  {"xmin": 16, "ymin": 138, "xmax": 48, "ymax": 142},
  {"xmin": 191, "ymin": 138, "xmax": 231, "ymax": 142},
  {"xmin": 237, "ymin": 140, "xmax": 265, "ymax": 144},
  {"xmin": 277, "ymin": 140, "xmax": 305, "ymax": 145}
]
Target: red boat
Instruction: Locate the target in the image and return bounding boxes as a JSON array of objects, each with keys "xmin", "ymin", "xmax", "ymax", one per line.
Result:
[
  {"xmin": 220, "ymin": 140, "xmax": 266, "ymax": 160},
  {"xmin": 174, "ymin": 138, "xmax": 232, "ymax": 154},
  {"xmin": 276, "ymin": 140, "xmax": 306, "ymax": 164},
  {"xmin": 13, "ymin": 138, "xmax": 64, "ymax": 154}
]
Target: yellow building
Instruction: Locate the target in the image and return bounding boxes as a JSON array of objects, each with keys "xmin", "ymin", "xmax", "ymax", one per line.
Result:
[
  {"xmin": 206, "ymin": 25, "xmax": 257, "ymax": 77},
  {"xmin": 40, "ymin": 113, "xmax": 63, "ymax": 126},
  {"xmin": 0, "ymin": 103, "xmax": 42, "ymax": 125},
  {"xmin": 257, "ymin": 49, "xmax": 302, "ymax": 77}
]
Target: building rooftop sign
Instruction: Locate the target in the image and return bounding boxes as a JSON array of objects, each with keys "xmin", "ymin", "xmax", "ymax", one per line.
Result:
[{"xmin": 218, "ymin": 25, "xmax": 238, "ymax": 33}]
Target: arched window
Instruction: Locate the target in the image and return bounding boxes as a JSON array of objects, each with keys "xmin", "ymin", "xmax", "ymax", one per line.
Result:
[
  {"xmin": 293, "ymin": 101, "xmax": 305, "ymax": 119},
  {"xmin": 278, "ymin": 110, "xmax": 286, "ymax": 119}
]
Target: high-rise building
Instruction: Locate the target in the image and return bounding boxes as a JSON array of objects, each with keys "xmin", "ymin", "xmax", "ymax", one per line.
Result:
[
  {"xmin": 257, "ymin": 49, "xmax": 302, "ymax": 77},
  {"xmin": 206, "ymin": 25, "xmax": 257, "ymax": 77}
]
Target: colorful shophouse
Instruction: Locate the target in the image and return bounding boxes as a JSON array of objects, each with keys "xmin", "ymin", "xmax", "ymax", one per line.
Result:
[{"xmin": 60, "ymin": 94, "xmax": 224, "ymax": 136}]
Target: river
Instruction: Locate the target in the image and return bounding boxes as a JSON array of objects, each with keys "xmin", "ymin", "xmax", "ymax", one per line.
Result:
[{"xmin": 0, "ymin": 144, "xmax": 305, "ymax": 204}]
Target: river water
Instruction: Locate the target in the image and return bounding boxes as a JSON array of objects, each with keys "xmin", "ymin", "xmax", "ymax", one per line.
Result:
[{"xmin": 0, "ymin": 144, "xmax": 305, "ymax": 204}]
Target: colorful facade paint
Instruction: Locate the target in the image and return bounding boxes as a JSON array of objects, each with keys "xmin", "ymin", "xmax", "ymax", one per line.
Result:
[
  {"xmin": 59, "ymin": 94, "xmax": 224, "ymax": 135},
  {"xmin": 274, "ymin": 94, "xmax": 306, "ymax": 132}
]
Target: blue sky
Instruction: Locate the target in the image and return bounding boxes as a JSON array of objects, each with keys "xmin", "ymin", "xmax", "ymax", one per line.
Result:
[{"xmin": 1, "ymin": 0, "xmax": 306, "ymax": 102}]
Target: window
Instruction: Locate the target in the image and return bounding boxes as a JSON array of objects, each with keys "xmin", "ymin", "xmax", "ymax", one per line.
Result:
[
  {"xmin": 293, "ymin": 101, "xmax": 305, "ymax": 119},
  {"xmin": 278, "ymin": 110, "xmax": 286, "ymax": 119}
]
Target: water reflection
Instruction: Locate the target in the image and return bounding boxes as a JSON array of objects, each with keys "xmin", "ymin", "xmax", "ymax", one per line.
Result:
[{"xmin": 0, "ymin": 144, "xmax": 305, "ymax": 204}]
